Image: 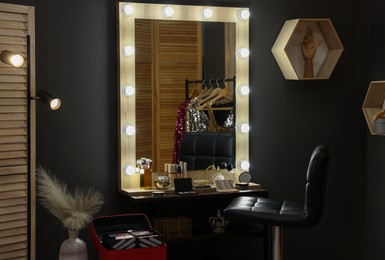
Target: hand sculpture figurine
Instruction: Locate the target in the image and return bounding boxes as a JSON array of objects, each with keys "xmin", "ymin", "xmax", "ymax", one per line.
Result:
[{"xmin": 301, "ymin": 26, "xmax": 322, "ymax": 78}]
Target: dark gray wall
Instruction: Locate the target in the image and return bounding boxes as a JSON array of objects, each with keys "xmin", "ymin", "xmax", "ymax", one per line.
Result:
[
  {"xmin": 1, "ymin": 0, "xmax": 371, "ymax": 259},
  {"xmin": 250, "ymin": 1, "xmax": 369, "ymax": 260}
]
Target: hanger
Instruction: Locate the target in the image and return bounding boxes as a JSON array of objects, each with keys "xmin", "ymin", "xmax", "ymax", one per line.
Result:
[
  {"xmin": 188, "ymin": 81, "xmax": 200, "ymax": 99},
  {"xmin": 198, "ymin": 79, "xmax": 233, "ymax": 110},
  {"xmin": 196, "ymin": 79, "xmax": 214, "ymax": 100}
]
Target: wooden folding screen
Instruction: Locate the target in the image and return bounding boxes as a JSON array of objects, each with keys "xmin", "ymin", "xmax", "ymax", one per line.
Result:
[{"xmin": 0, "ymin": 3, "xmax": 35, "ymax": 260}]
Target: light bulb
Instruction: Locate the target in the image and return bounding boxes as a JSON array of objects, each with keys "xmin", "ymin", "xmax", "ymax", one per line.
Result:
[
  {"xmin": 162, "ymin": 6, "xmax": 174, "ymax": 17},
  {"xmin": 238, "ymin": 9, "xmax": 250, "ymax": 20},
  {"xmin": 238, "ymin": 123, "xmax": 250, "ymax": 133},
  {"xmin": 49, "ymin": 98, "xmax": 61, "ymax": 110},
  {"xmin": 239, "ymin": 160, "xmax": 250, "ymax": 171},
  {"xmin": 123, "ymin": 85, "xmax": 135, "ymax": 96},
  {"xmin": 10, "ymin": 54, "xmax": 24, "ymax": 67},
  {"xmin": 122, "ymin": 45, "xmax": 134, "ymax": 56},
  {"xmin": 201, "ymin": 8, "xmax": 213, "ymax": 19},
  {"xmin": 123, "ymin": 125, "xmax": 135, "ymax": 136},
  {"xmin": 122, "ymin": 4, "xmax": 134, "ymax": 16},
  {"xmin": 123, "ymin": 164, "xmax": 136, "ymax": 176},
  {"xmin": 238, "ymin": 48, "xmax": 250, "ymax": 58},
  {"xmin": 238, "ymin": 85, "xmax": 250, "ymax": 96}
]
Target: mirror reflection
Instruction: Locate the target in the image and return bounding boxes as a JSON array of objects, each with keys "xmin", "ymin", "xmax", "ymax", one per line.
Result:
[{"xmin": 135, "ymin": 19, "xmax": 236, "ymax": 172}]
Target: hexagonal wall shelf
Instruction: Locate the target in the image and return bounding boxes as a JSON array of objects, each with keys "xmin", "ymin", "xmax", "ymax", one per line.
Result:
[
  {"xmin": 272, "ymin": 18, "xmax": 344, "ymax": 80},
  {"xmin": 362, "ymin": 81, "xmax": 385, "ymax": 135}
]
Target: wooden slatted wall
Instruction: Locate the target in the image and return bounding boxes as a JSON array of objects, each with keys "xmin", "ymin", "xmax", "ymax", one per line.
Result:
[
  {"xmin": 134, "ymin": 20, "xmax": 202, "ymax": 172},
  {"xmin": 0, "ymin": 3, "xmax": 34, "ymax": 260},
  {"xmin": 154, "ymin": 20, "xmax": 202, "ymax": 171},
  {"xmin": 135, "ymin": 19, "xmax": 154, "ymax": 163}
]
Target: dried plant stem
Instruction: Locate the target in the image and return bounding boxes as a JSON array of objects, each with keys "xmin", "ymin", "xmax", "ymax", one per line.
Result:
[{"xmin": 36, "ymin": 166, "xmax": 104, "ymax": 231}]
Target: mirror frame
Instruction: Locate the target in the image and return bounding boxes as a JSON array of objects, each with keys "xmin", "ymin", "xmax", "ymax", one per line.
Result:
[{"xmin": 118, "ymin": 2, "xmax": 249, "ymax": 192}]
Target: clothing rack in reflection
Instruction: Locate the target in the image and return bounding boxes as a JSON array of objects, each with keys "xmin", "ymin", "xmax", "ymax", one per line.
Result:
[
  {"xmin": 185, "ymin": 76, "xmax": 236, "ymax": 133},
  {"xmin": 185, "ymin": 76, "xmax": 236, "ymax": 101}
]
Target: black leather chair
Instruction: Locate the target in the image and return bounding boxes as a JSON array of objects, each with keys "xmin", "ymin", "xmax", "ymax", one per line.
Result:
[
  {"xmin": 224, "ymin": 144, "xmax": 331, "ymax": 260},
  {"xmin": 179, "ymin": 132, "xmax": 234, "ymax": 170}
]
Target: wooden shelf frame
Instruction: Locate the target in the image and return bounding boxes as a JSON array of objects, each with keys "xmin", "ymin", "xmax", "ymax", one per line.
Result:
[
  {"xmin": 363, "ymin": 81, "xmax": 385, "ymax": 135},
  {"xmin": 271, "ymin": 18, "xmax": 344, "ymax": 80}
]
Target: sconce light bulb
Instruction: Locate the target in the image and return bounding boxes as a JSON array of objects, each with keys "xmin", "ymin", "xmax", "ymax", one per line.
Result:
[
  {"xmin": 162, "ymin": 6, "xmax": 174, "ymax": 17},
  {"xmin": 10, "ymin": 54, "xmax": 24, "ymax": 67},
  {"xmin": 49, "ymin": 98, "xmax": 61, "ymax": 110},
  {"xmin": 238, "ymin": 123, "xmax": 250, "ymax": 133},
  {"xmin": 238, "ymin": 9, "xmax": 250, "ymax": 20},
  {"xmin": 201, "ymin": 8, "xmax": 213, "ymax": 19},
  {"xmin": 238, "ymin": 48, "xmax": 250, "ymax": 58},
  {"xmin": 122, "ymin": 4, "xmax": 134, "ymax": 16},
  {"xmin": 239, "ymin": 160, "xmax": 250, "ymax": 171},
  {"xmin": 238, "ymin": 85, "xmax": 250, "ymax": 96},
  {"xmin": 123, "ymin": 164, "xmax": 136, "ymax": 176},
  {"xmin": 123, "ymin": 125, "xmax": 135, "ymax": 136},
  {"xmin": 122, "ymin": 45, "xmax": 134, "ymax": 56},
  {"xmin": 123, "ymin": 85, "xmax": 135, "ymax": 96}
]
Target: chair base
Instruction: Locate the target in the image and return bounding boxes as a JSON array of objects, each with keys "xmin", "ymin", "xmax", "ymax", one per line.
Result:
[{"xmin": 272, "ymin": 226, "xmax": 282, "ymax": 260}]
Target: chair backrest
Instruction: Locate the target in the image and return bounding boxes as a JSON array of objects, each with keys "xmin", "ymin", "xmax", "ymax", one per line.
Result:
[
  {"xmin": 179, "ymin": 132, "xmax": 234, "ymax": 170},
  {"xmin": 304, "ymin": 144, "xmax": 331, "ymax": 227}
]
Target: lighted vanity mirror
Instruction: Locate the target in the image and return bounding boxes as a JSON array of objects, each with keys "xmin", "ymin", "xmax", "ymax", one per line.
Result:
[{"xmin": 118, "ymin": 2, "xmax": 250, "ymax": 192}]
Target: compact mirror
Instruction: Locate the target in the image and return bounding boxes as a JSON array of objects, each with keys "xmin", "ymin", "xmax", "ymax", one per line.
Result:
[{"xmin": 238, "ymin": 171, "xmax": 252, "ymax": 184}]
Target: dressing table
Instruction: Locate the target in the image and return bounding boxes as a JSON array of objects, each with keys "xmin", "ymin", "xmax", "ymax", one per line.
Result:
[{"xmin": 121, "ymin": 183, "xmax": 268, "ymax": 260}]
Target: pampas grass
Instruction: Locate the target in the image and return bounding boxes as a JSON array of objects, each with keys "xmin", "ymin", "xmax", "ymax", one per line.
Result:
[{"xmin": 36, "ymin": 166, "xmax": 104, "ymax": 231}]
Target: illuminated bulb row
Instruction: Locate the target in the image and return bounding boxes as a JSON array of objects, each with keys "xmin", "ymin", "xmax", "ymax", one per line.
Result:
[{"xmin": 122, "ymin": 4, "xmax": 250, "ymax": 21}]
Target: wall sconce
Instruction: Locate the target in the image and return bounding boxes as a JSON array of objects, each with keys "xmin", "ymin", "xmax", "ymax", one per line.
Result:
[
  {"xmin": 31, "ymin": 90, "xmax": 62, "ymax": 110},
  {"xmin": 0, "ymin": 50, "xmax": 25, "ymax": 67}
]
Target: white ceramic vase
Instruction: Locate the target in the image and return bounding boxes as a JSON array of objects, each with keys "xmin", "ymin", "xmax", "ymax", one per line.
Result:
[{"xmin": 58, "ymin": 230, "xmax": 88, "ymax": 260}]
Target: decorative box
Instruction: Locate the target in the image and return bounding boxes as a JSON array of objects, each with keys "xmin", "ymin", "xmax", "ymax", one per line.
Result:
[
  {"xmin": 89, "ymin": 214, "xmax": 167, "ymax": 260},
  {"xmin": 153, "ymin": 216, "xmax": 192, "ymax": 238}
]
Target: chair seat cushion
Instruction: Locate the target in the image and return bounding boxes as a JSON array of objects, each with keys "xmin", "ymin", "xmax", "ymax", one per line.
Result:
[{"xmin": 224, "ymin": 196, "xmax": 309, "ymax": 228}]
